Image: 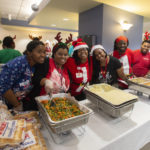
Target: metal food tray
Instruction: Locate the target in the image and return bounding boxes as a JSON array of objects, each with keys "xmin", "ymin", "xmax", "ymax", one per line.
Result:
[
  {"xmin": 84, "ymin": 84, "xmax": 138, "ymax": 107},
  {"xmin": 84, "ymin": 84, "xmax": 137, "ymax": 118},
  {"xmin": 129, "ymin": 84, "xmax": 150, "ymax": 95},
  {"xmin": 85, "ymin": 88, "xmax": 137, "ymax": 108},
  {"xmin": 128, "ymin": 77, "xmax": 150, "ymax": 95},
  {"xmin": 35, "ymin": 93, "xmax": 93, "ymax": 134},
  {"xmin": 85, "ymin": 90, "xmax": 135, "ymax": 117},
  {"xmin": 128, "ymin": 77, "xmax": 150, "ymax": 88}
]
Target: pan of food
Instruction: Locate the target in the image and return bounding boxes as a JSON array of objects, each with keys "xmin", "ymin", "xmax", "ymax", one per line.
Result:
[
  {"xmin": 35, "ymin": 93, "xmax": 93, "ymax": 134},
  {"xmin": 84, "ymin": 83, "xmax": 138, "ymax": 117}
]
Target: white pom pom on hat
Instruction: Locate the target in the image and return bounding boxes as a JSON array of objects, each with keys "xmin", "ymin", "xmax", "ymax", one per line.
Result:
[{"xmin": 90, "ymin": 44, "xmax": 106, "ymax": 56}]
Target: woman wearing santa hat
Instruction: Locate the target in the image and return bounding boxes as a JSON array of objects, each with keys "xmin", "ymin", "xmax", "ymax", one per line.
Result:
[
  {"xmin": 45, "ymin": 40, "xmax": 52, "ymax": 57},
  {"xmin": 65, "ymin": 38, "xmax": 93, "ymax": 101},
  {"xmin": 113, "ymin": 36, "xmax": 134, "ymax": 89},
  {"xmin": 90, "ymin": 44, "xmax": 128, "ymax": 86}
]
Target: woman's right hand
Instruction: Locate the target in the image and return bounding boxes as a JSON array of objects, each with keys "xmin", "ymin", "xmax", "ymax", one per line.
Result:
[{"xmin": 44, "ymin": 79, "xmax": 53, "ymax": 95}]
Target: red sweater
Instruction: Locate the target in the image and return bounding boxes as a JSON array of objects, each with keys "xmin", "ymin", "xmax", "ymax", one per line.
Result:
[
  {"xmin": 65, "ymin": 57, "xmax": 93, "ymax": 96},
  {"xmin": 133, "ymin": 49, "xmax": 150, "ymax": 77},
  {"xmin": 40, "ymin": 58, "xmax": 70, "ymax": 95}
]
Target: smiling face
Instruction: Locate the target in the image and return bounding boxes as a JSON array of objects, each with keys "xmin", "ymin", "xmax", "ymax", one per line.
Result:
[
  {"xmin": 28, "ymin": 44, "xmax": 46, "ymax": 65},
  {"xmin": 77, "ymin": 48, "xmax": 88, "ymax": 63},
  {"xmin": 94, "ymin": 49, "xmax": 106, "ymax": 62},
  {"xmin": 54, "ymin": 48, "xmax": 68, "ymax": 66},
  {"xmin": 116, "ymin": 40, "xmax": 128, "ymax": 54},
  {"xmin": 141, "ymin": 42, "xmax": 150, "ymax": 54}
]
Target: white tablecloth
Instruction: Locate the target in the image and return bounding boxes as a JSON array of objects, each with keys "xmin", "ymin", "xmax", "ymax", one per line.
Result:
[{"xmin": 41, "ymin": 93, "xmax": 150, "ymax": 150}]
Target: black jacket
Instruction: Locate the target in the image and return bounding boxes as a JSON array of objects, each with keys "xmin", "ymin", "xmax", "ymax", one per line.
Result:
[{"xmin": 22, "ymin": 57, "xmax": 49, "ymax": 111}]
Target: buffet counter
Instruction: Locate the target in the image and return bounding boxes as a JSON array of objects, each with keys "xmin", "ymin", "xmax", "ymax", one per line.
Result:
[{"xmin": 41, "ymin": 93, "xmax": 150, "ymax": 150}]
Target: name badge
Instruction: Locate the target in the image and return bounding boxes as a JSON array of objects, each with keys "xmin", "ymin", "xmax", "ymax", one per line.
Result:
[
  {"xmin": 19, "ymin": 80, "xmax": 30, "ymax": 87},
  {"xmin": 144, "ymin": 58, "xmax": 149, "ymax": 61},
  {"xmin": 76, "ymin": 73, "xmax": 83, "ymax": 78}
]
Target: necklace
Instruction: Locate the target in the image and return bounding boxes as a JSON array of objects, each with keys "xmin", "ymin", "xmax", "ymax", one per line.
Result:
[{"xmin": 100, "ymin": 58, "xmax": 107, "ymax": 79}]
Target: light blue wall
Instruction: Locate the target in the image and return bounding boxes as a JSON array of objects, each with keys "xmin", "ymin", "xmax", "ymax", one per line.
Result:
[
  {"xmin": 79, "ymin": 5, "xmax": 103, "ymax": 44},
  {"xmin": 79, "ymin": 4, "xmax": 143, "ymax": 53},
  {"xmin": 102, "ymin": 4, "xmax": 143, "ymax": 53}
]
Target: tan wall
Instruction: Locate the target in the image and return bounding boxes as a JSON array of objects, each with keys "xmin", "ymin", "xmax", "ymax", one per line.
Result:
[{"xmin": 0, "ymin": 25, "xmax": 78, "ymax": 53}]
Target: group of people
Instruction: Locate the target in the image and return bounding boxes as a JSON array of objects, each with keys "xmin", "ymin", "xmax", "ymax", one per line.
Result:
[
  {"xmin": 113, "ymin": 36, "xmax": 150, "ymax": 88},
  {"xmin": 0, "ymin": 34, "xmax": 150, "ymax": 111}
]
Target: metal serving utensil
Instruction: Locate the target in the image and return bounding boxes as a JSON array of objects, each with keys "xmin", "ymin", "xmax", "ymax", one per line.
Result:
[{"xmin": 48, "ymin": 93, "xmax": 56, "ymax": 107}]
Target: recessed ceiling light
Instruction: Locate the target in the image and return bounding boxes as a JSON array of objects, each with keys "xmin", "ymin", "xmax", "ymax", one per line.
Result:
[
  {"xmin": 51, "ymin": 24, "xmax": 56, "ymax": 27},
  {"xmin": 63, "ymin": 18, "xmax": 69, "ymax": 21}
]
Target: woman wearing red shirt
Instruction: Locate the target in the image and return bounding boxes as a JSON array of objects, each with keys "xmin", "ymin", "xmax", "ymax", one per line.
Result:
[
  {"xmin": 40, "ymin": 42, "xmax": 70, "ymax": 95},
  {"xmin": 65, "ymin": 39, "xmax": 93, "ymax": 101}
]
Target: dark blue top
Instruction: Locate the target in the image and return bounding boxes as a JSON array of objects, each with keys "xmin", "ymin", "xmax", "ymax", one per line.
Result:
[{"xmin": 0, "ymin": 55, "xmax": 34, "ymax": 100}]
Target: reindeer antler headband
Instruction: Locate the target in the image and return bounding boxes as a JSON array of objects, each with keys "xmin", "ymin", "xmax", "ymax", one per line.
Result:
[
  {"xmin": 29, "ymin": 34, "xmax": 42, "ymax": 40},
  {"xmin": 8, "ymin": 35, "xmax": 16, "ymax": 40},
  {"xmin": 144, "ymin": 31, "xmax": 150, "ymax": 40},
  {"xmin": 13, "ymin": 35, "xmax": 16, "ymax": 40},
  {"xmin": 54, "ymin": 32, "xmax": 73, "ymax": 45},
  {"xmin": 52, "ymin": 32, "xmax": 73, "ymax": 55}
]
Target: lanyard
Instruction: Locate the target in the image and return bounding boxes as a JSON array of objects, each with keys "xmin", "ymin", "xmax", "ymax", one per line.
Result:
[
  {"xmin": 54, "ymin": 63, "xmax": 65, "ymax": 92},
  {"xmin": 100, "ymin": 58, "xmax": 107, "ymax": 79}
]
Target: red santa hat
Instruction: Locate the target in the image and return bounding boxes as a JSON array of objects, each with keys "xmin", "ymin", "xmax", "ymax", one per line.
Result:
[
  {"xmin": 72, "ymin": 38, "xmax": 88, "ymax": 53},
  {"xmin": 90, "ymin": 44, "xmax": 106, "ymax": 56}
]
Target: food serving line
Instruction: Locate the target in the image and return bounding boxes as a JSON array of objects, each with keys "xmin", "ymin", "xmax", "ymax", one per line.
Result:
[
  {"xmin": 128, "ymin": 77, "xmax": 150, "ymax": 97},
  {"xmin": 37, "ymin": 82, "xmax": 150, "ymax": 150},
  {"xmin": 1, "ymin": 78, "xmax": 150, "ymax": 150},
  {"xmin": 40, "ymin": 98, "xmax": 150, "ymax": 150}
]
